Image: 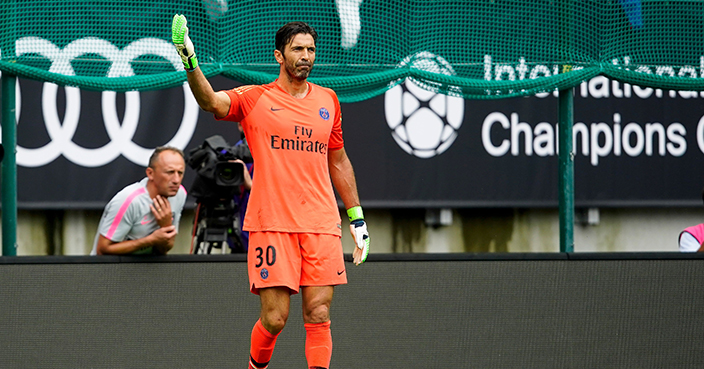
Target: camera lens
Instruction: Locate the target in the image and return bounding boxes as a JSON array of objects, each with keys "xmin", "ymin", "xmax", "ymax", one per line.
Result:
[
  {"xmin": 219, "ymin": 167, "xmax": 234, "ymax": 181},
  {"xmin": 213, "ymin": 162, "xmax": 243, "ymax": 187}
]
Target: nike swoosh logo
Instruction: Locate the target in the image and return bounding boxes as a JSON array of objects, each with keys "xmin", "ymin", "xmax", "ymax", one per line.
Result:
[
  {"xmin": 337, "ymin": 270, "xmax": 345, "ymax": 275},
  {"xmin": 270, "ymin": 107, "xmax": 284, "ymax": 111},
  {"xmin": 140, "ymin": 217, "xmax": 151, "ymax": 225}
]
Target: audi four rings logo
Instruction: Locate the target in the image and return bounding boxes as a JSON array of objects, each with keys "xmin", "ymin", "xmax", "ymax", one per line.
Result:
[{"xmin": 0, "ymin": 37, "xmax": 198, "ymax": 168}]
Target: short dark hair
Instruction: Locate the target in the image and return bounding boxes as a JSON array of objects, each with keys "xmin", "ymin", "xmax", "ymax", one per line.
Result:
[
  {"xmin": 275, "ymin": 21, "xmax": 318, "ymax": 54},
  {"xmin": 148, "ymin": 146, "xmax": 184, "ymax": 169}
]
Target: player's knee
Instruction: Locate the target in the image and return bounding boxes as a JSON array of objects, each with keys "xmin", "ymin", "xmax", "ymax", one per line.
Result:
[
  {"xmin": 262, "ymin": 310, "xmax": 288, "ymax": 334},
  {"xmin": 303, "ymin": 303, "xmax": 330, "ymax": 324}
]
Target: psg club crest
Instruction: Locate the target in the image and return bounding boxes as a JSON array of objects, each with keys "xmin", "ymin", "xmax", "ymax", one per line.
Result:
[
  {"xmin": 260, "ymin": 268, "xmax": 269, "ymax": 279},
  {"xmin": 319, "ymin": 107, "xmax": 330, "ymax": 120}
]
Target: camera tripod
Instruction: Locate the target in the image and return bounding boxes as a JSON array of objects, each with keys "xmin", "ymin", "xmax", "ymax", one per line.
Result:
[{"xmin": 190, "ymin": 199, "xmax": 245, "ymax": 254}]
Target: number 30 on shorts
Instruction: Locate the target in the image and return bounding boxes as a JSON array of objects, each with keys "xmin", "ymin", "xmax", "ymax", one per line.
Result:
[{"xmin": 254, "ymin": 245, "xmax": 277, "ymax": 268}]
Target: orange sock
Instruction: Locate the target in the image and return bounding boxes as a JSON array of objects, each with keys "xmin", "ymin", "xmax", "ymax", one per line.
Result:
[
  {"xmin": 249, "ymin": 319, "xmax": 279, "ymax": 369},
  {"xmin": 304, "ymin": 321, "xmax": 332, "ymax": 369}
]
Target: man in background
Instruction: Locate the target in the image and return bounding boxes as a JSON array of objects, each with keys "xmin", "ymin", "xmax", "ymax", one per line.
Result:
[
  {"xmin": 679, "ymin": 187, "xmax": 704, "ymax": 252},
  {"xmin": 91, "ymin": 146, "xmax": 187, "ymax": 255},
  {"xmin": 233, "ymin": 122, "xmax": 253, "ymax": 251}
]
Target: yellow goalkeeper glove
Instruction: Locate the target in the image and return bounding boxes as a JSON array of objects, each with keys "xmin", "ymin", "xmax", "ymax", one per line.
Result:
[{"xmin": 172, "ymin": 14, "xmax": 198, "ymax": 72}]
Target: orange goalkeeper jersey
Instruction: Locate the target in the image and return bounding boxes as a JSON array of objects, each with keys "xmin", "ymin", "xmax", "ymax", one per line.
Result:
[{"xmin": 217, "ymin": 81, "xmax": 343, "ymax": 236}]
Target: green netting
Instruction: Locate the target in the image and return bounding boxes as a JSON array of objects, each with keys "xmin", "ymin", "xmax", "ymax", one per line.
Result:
[{"xmin": 0, "ymin": 0, "xmax": 703, "ymax": 102}]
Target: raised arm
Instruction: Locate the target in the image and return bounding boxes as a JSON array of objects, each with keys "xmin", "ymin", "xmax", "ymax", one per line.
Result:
[
  {"xmin": 172, "ymin": 14, "xmax": 231, "ymax": 118},
  {"xmin": 186, "ymin": 67, "xmax": 231, "ymax": 118}
]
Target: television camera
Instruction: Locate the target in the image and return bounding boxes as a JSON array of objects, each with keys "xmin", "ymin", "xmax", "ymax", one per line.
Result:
[{"xmin": 187, "ymin": 135, "xmax": 252, "ymax": 254}]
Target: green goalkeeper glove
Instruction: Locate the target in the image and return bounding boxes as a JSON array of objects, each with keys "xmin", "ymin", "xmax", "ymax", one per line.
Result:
[
  {"xmin": 347, "ymin": 206, "xmax": 370, "ymax": 265},
  {"xmin": 172, "ymin": 14, "xmax": 198, "ymax": 72}
]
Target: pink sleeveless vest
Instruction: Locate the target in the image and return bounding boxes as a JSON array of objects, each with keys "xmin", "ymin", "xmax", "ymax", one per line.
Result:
[{"xmin": 681, "ymin": 223, "xmax": 704, "ymax": 244}]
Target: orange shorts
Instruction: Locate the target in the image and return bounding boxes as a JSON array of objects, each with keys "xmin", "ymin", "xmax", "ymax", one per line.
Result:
[{"xmin": 248, "ymin": 231, "xmax": 347, "ymax": 295}]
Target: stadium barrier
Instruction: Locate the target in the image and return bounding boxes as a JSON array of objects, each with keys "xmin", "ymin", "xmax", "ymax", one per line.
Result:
[{"xmin": 1, "ymin": 253, "xmax": 703, "ymax": 368}]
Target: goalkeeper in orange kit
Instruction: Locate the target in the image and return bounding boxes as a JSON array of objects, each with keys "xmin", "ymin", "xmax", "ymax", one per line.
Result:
[{"xmin": 172, "ymin": 14, "xmax": 370, "ymax": 369}]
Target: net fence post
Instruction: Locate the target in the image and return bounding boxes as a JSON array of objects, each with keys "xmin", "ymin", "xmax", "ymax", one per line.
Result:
[
  {"xmin": 558, "ymin": 0, "xmax": 575, "ymax": 253},
  {"xmin": 558, "ymin": 83, "xmax": 574, "ymax": 253},
  {"xmin": 1, "ymin": 73, "xmax": 18, "ymax": 256}
]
